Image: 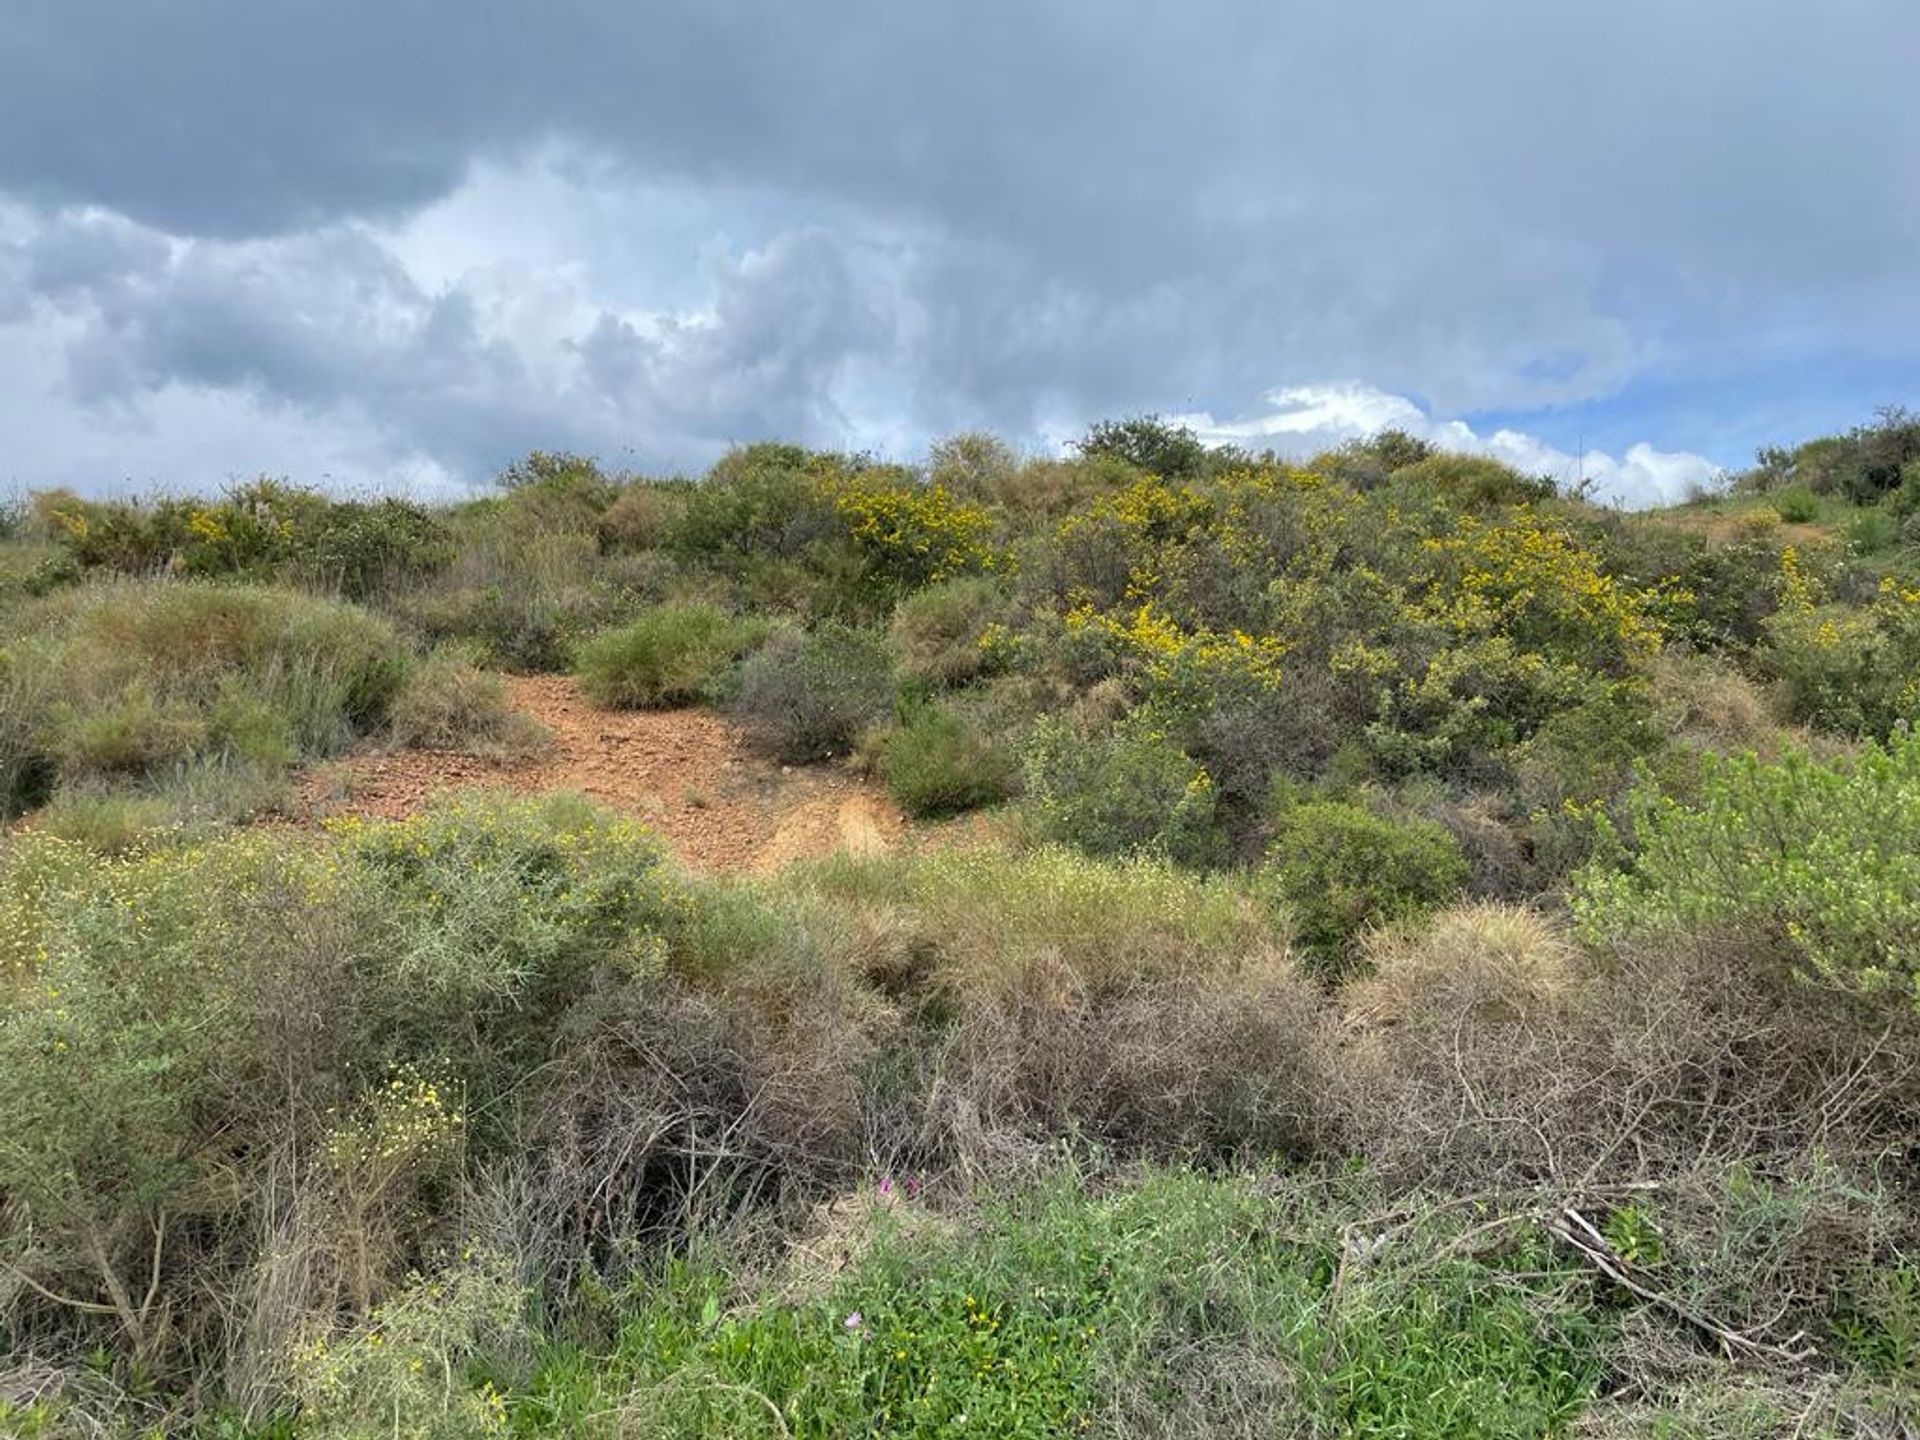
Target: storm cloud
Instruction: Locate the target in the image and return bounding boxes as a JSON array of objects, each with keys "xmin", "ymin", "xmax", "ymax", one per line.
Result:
[{"xmin": 2, "ymin": 0, "xmax": 1917, "ymax": 502}]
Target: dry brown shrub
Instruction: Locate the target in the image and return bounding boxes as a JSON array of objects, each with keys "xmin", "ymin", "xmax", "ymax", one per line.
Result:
[
  {"xmin": 515, "ymin": 974, "xmax": 896, "ymax": 1278},
  {"xmin": 1346, "ymin": 903, "xmax": 1575, "ymax": 1029},
  {"xmin": 389, "ymin": 650, "xmax": 552, "ymax": 759},
  {"xmin": 595, "ymin": 485, "xmax": 680, "ymax": 553},
  {"xmin": 1648, "ymin": 650, "xmax": 1792, "ymax": 756},
  {"xmin": 903, "ymin": 961, "xmax": 1325, "ymax": 1176},
  {"xmin": 1331, "ymin": 917, "xmax": 1919, "ymax": 1191}
]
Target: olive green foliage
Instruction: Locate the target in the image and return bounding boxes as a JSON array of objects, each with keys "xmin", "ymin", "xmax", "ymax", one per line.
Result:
[
  {"xmin": 575, "ymin": 602, "xmax": 768, "ymax": 709},
  {"xmin": 1264, "ymin": 797, "xmax": 1469, "ymax": 963},
  {"xmin": 667, "ymin": 444, "xmax": 1000, "ymax": 617},
  {"xmin": 1772, "ymin": 483, "xmax": 1821, "ymax": 523},
  {"xmin": 733, "ymin": 622, "xmax": 898, "ymax": 761},
  {"xmin": 0, "ymin": 578, "xmax": 408, "ymax": 816},
  {"xmin": 1754, "ymin": 406, "xmax": 1920, "ymax": 505},
  {"xmin": 1575, "ymin": 729, "xmax": 1920, "ymax": 1009},
  {"xmin": 888, "ymin": 574, "xmax": 1007, "ymax": 686},
  {"xmin": 35, "ymin": 478, "xmax": 451, "ymax": 599},
  {"xmin": 0, "ymin": 793, "xmax": 678, "ymax": 1386},
  {"xmin": 1072, "ymin": 413, "xmax": 1215, "ymax": 480},
  {"xmin": 1021, "ymin": 715, "xmax": 1226, "ymax": 866},
  {"xmin": 872, "ymin": 702, "xmax": 1017, "ymax": 817}
]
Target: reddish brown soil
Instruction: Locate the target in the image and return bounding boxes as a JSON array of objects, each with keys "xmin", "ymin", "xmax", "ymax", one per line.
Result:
[{"xmin": 299, "ymin": 676, "xmax": 926, "ymax": 873}]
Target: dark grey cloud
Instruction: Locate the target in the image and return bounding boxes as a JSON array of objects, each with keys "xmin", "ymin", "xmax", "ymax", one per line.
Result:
[{"xmin": 1, "ymin": 0, "xmax": 1917, "ymax": 498}]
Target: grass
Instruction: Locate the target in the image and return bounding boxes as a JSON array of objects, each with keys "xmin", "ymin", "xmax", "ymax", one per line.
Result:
[
  {"xmin": 504, "ymin": 1169, "xmax": 1604, "ymax": 1440},
  {"xmin": 1, "ymin": 577, "xmax": 409, "ymax": 819}
]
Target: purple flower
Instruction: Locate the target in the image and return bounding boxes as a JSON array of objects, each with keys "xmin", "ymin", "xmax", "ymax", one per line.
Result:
[{"xmin": 843, "ymin": 1311, "xmax": 864, "ymax": 1330}]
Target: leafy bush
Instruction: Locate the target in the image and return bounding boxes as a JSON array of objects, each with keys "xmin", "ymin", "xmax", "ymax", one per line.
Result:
[
  {"xmin": 1021, "ymin": 715, "xmax": 1226, "ymax": 866},
  {"xmin": 389, "ymin": 647, "xmax": 552, "ymax": 758},
  {"xmin": 1074, "ymin": 413, "xmax": 1212, "ymax": 480},
  {"xmin": 575, "ymin": 603, "xmax": 767, "ymax": 709},
  {"xmin": 1389, "ymin": 452, "xmax": 1554, "ymax": 507},
  {"xmin": 0, "ymin": 793, "xmax": 682, "ymax": 1389},
  {"xmin": 1574, "ymin": 731, "xmax": 1920, "ymax": 1008},
  {"xmin": 871, "ymin": 703, "xmax": 1017, "ymax": 817},
  {"xmin": 1772, "ymin": 484, "xmax": 1821, "ymax": 522},
  {"xmin": 1263, "ymin": 797, "xmax": 1468, "ymax": 964},
  {"xmin": 733, "ymin": 622, "xmax": 897, "ymax": 762}
]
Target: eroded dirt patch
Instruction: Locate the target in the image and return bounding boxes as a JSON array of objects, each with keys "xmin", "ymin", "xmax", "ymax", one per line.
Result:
[{"xmin": 299, "ymin": 675, "xmax": 916, "ymax": 873}]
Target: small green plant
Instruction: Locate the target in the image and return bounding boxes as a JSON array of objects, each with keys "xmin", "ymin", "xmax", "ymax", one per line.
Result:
[
  {"xmin": 575, "ymin": 603, "xmax": 767, "ymax": 709},
  {"xmin": 1263, "ymin": 797, "xmax": 1469, "ymax": 965},
  {"xmin": 872, "ymin": 703, "xmax": 1017, "ymax": 818},
  {"xmin": 1771, "ymin": 484, "xmax": 1820, "ymax": 523},
  {"xmin": 1021, "ymin": 715, "xmax": 1226, "ymax": 866}
]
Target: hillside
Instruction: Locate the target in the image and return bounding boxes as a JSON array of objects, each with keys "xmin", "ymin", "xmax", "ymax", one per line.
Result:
[{"xmin": 2, "ymin": 416, "xmax": 1919, "ymax": 1437}]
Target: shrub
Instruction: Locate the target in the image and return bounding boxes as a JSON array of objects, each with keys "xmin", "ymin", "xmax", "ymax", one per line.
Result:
[
  {"xmin": 1574, "ymin": 731, "xmax": 1920, "ymax": 1008},
  {"xmin": 2, "ymin": 578, "xmax": 408, "ymax": 802},
  {"xmin": 1074, "ymin": 414, "xmax": 1212, "ymax": 480},
  {"xmin": 1021, "ymin": 715, "xmax": 1226, "ymax": 866},
  {"xmin": 1848, "ymin": 506, "xmax": 1900, "ymax": 555},
  {"xmin": 733, "ymin": 622, "xmax": 897, "ymax": 762},
  {"xmin": 888, "ymin": 575, "xmax": 1006, "ymax": 686},
  {"xmin": 1388, "ymin": 452, "xmax": 1554, "ymax": 507},
  {"xmin": 390, "ymin": 648, "xmax": 552, "ymax": 758},
  {"xmin": 574, "ymin": 602, "xmax": 766, "ymax": 709},
  {"xmin": 1772, "ymin": 484, "xmax": 1821, "ymax": 523},
  {"xmin": 1762, "ymin": 580, "xmax": 1920, "ymax": 737},
  {"xmin": 595, "ymin": 482, "xmax": 681, "ymax": 552},
  {"xmin": 292, "ymin": 1254, "xmax": 524, "ymax": 1440},
  {"xmin": 1263, "ymin": 797, "xmax": 1468, "ymax": 964},
  {"xmin": 871, "ymin": 703, "xmax": 1017, "ymax": 818}
]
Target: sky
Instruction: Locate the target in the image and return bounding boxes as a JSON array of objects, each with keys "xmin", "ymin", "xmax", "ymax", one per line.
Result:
[{"xmin": 1, "ymin": 1, "xmax": 1917, "ymax": 508}]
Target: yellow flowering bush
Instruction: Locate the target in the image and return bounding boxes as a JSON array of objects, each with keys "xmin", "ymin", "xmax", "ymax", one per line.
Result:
[
  {"xmin": 1414, "ymin": 510, "xmax": 1666, "ymax": 670},
  {"xmin": 825, "ymin": 469, "xmax": 1003, "ymax": 593}
]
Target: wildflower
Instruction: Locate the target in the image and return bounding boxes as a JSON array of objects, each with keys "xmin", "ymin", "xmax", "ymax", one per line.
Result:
[{"xmin": 843, "ymin": 1311, "xmax": 863, "ymax": 1330}]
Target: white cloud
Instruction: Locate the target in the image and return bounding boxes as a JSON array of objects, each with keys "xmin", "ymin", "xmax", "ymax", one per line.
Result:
[{"xmin": 1173, "ymin": 382, "xmax": 1723, "ymax": 508}]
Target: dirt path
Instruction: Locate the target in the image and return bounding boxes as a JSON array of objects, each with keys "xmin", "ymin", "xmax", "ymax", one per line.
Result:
[{"xmin": 299, "ymin": 676, "xmax": 919, "ymax": 873}]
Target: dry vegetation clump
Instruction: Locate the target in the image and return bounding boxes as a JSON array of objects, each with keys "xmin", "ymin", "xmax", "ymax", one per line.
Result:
[{"xmin": 387, "ymin": 646, "xmax": 553, "ymax": 759}]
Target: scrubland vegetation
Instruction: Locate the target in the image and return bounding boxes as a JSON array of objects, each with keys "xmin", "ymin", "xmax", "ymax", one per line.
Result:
[{"xmin": 3, "ymin": 412, "xmax": 1920, "ymax": 1436}]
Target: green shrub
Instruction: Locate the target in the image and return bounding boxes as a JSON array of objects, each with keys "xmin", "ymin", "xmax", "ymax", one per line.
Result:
[
  {"xmin": 390, "ymin": 647, "xmax": 551, "ymax": 758},
  {"xmin": 1, "ymin": 578, "xmax": 408, "ymax": 803},
  {"xmin": 1021, "ymin": 715, "xmax": 1226, "ymax": 866},
  {"xmin": 292, "ymin": 1253, "xmax": 524, "ymax": 1439},
  {"xmin": 575, "ymin": 602, "xmax": 767, "ymax": 709},
  {"xmin": 872, "ymin": 703, "xmax": 1017, "ymax": 817},
  {"xmin": 1762, "ymin": 597, "xmax": 1920, "ymax": 737},
  {"xmin": 1772, "ymin": 484, "xmax": 1821, "ymax": 523},
  {"xmin": 1263, "ymin": 797, "xmax": 1469, "ymax": 964},
  {"xmin": 733, "ymin": 622, "xmax": 897, "ymax": 762},
  {"xmin": 1848, "ymin": 506, "xmax": 1901, "ymax": 555},
  {"xmin": 1573, "ymin": 731, "xmax": 1920, "ymax": 1008},
  {"xmin": 1388, "ymin": 452, "xmax": 1554, "ymax": 507},
  {"xmin": 1074, "ymin": 413, "xmax": 1212, "ymax": 480}
]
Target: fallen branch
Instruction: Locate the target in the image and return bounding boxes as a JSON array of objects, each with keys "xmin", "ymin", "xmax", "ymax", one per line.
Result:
[{"xmin": 1545, "ymin": 1204, "xmax": 1818, "ymax": 1367}]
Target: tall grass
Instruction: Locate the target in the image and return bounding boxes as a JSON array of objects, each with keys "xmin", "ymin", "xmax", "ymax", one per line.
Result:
[{"xmin": 0, "ymin": 576, "xmax": 408, "ymax": 819}]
